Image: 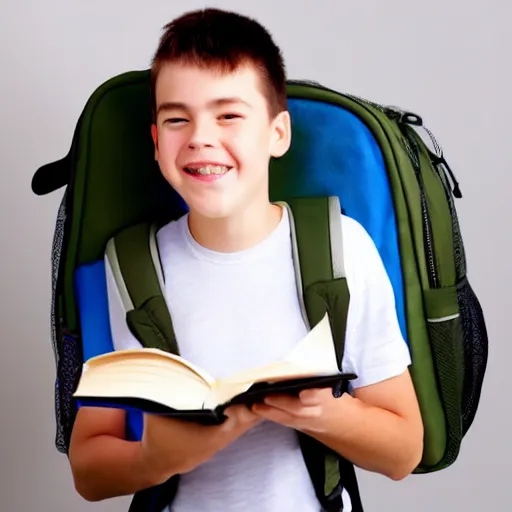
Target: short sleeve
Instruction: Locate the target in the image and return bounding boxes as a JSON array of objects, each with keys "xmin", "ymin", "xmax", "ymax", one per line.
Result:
[
  {"xmin": 339, "ymin": 215, "xmax": 412, "ymax": 389},
  {"xmin": 104, "ymin": 254, "xmax": 145, "ymax": 351}
]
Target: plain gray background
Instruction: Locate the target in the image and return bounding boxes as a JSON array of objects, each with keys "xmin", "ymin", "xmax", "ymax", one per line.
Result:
[{"xmin": 1, "ymin": 0, "xmax": 509, "ymax": 510}]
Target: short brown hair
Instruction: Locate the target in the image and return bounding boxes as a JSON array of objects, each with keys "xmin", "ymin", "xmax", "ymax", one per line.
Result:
[{"xmin": 150, "ymin": 8, "xmax": 287, "ymax": 121}]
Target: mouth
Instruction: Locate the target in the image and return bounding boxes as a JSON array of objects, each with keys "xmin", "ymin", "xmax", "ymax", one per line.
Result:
[{"xmin": 183, "ymin": 164, "xmax": 233, "ymax": 177}]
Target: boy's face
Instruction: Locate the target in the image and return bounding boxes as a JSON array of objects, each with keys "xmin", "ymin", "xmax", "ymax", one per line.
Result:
[{"xmin": 151, "ymin": 61, "xmax": 291, "ymax": 220}]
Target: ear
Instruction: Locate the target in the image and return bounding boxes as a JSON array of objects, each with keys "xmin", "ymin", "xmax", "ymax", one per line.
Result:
[
  {"xmin": 151, "ymin": 123, "xmax": 159, "ymax": 160},
  {"xmin": 269, "ymin": 110, "xmax": 292, "ymax": 158}
]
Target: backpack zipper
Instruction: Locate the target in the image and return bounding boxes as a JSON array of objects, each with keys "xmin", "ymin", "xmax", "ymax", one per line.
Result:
[
  {"xmin": 432, "ymin": 160, "xmax": 467, "ymax": 282},
  {"xmin": 414, "ymin": 124, "xmax": 462, "ymax": 199},
  {"xmin": 401, "ymin": 132, "xmax": 439, "ymax": 289}
]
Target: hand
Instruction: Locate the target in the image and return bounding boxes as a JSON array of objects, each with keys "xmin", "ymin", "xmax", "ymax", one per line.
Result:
[
  {"xmin": 140, "ymin": 405, "xmax": 262, "ymax": 482},
  {"xmin": 251, "ymin": 388, "xmax": 345, "ymax": 434},
  {"xmin": 222, "ymin": 403, "xmax": 264, "ymax": 435}
]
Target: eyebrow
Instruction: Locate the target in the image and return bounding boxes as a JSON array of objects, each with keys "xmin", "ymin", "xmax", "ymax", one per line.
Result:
[{"xmin": 156, "ymin": 97, "xmax": 252, "ymax": 116}]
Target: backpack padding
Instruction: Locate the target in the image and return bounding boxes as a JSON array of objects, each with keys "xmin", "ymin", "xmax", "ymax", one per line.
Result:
[
  {"xmin": 108, "ymin": 223, "xmax": 164, "ymax": 309},
  {"xmin": 285, "ymin": 196, "xmax": 349, "ymax": 365},
  {"xmin": 106, "ymin": 222, "xmax": 179, "ymax": 355},
  {"xmin": 74, "ymin": 258, "xmax": 143, "ymax": 441},
  {"xmin": 74, "ymin": 260, "xmax": 114, "ymax": 361}
]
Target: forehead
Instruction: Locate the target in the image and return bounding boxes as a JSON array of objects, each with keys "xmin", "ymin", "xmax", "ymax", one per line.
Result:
[{"xmin": 154, "ymin": 61, "xmax": 266, "ymax": 109}]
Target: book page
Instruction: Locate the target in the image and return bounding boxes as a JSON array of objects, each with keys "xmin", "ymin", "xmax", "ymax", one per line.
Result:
[
  {"xmin": 210, "ymin": 313, "xmax": 340, "ymax": 401},
  {"xmin": 74, "ymin": 349, "xmax": 214, "ymax": 411},
  {"xmin": 282, "ymin": 312, "xmax": 340, "ymax": 374},
  {"xmin": 85, "ymin": 348, "xmax": 216, "ymax": 386}
]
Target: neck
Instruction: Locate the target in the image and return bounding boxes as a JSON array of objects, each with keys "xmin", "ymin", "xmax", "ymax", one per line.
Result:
[{"xmin": 187, "ymin": 201, "xmax": 283, "ymax": 253}]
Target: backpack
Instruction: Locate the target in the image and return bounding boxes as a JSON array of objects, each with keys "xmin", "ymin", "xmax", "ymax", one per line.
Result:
[{"xmin": 31, "ymin": 71, "xmax": 488, "ymax": 512}]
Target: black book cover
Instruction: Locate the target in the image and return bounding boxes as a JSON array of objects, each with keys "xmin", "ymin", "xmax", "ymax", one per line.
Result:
[{"xmin": 76, "ymin": 372, "xmax": 356, "ymax": 425}]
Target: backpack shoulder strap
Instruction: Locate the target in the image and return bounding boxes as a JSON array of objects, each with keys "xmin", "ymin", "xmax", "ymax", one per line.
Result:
[
  {"xmin": 105, "ymin": 221, "xmax": 179, "ymax": 355},
  {"xmin": 281, "ymin": 196, "xmax": 349, "ymax": 366},
  {"xmin": 281, "ymin": 196, "xmax": 363, "ymax": 510}
]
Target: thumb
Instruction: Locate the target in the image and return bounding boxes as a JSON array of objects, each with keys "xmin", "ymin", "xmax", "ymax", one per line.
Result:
[{"xmin": 225, "ymin": 404, "xmax": 262, "ymax": 425}]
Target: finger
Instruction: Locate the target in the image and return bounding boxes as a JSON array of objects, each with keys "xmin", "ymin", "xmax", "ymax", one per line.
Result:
[
  {"xmin": 251, "ymin": 403, "xmax": 298, "ymax": 427},
  {"xmin": 261, "ymin": 396, "xmax": 323, "ymax": 419},
  {"xmin": 263, "ymin": 395, "xmax": 322, "ymax": 415},
  {"xmin": 299, "ymin": 389, "xmax": 325, "ymax": 406},
  {"xmin": 263, "ymin": 394, "xmax": 302, "ymax": 412},
  {"xmin": 224, "ymin": 404, "xmax": 261, "ymax": 424},
  {"xmin": 224, "ymin": 404, "xmax": 246, "ymax": 418}
]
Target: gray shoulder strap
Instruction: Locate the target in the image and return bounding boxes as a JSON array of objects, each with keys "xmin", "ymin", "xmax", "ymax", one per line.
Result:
[
  {"xmin": 279, "ymin": 195, "xmax": 349, "ymax": 365},
  {"xmin": 105, "ymin": 222, "xmax": 178, "ymax": 354}
]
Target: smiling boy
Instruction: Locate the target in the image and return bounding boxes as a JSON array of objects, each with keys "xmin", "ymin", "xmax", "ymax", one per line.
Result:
[{"xmin": 68, "ymin": 8, "xmax": 423, "ymax": 512}]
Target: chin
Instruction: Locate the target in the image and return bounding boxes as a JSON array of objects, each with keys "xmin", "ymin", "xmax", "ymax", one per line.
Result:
[{"xmin": 186, "ymin": 199, "xmax": 236, "ymax": 220}]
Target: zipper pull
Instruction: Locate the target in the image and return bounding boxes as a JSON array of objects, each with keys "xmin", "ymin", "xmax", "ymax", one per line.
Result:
[
  {"xmin": 443, "ymin": 159, "xmax": 462, "ymax": 198},
  {"xmin": 432, "ymin": 155, "xmax": 463, "ymax": 199},
  {"xmin": 393, "ymin": 107, "xmax": 463, "ymax": 199}
]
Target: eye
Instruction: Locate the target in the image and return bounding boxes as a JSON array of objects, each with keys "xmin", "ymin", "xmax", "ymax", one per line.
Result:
[
  {"xmin": 219, "ymin": 113, "xmax": 242, "ymax": 121},
  {"xmin": 164, "ymin": 118, "xmax": 188, "ymax": 125}
]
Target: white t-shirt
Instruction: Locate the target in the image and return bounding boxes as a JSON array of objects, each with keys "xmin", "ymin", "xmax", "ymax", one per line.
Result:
[{"xmin": 105, "ymin": 206, "xmax": 411, "ymax": 512}]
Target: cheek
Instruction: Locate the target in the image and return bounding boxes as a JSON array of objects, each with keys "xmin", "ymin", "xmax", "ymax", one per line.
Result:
[
  {"xmin": 157, "ymin": 132, "xmax": 183, "ymax": 165},
  {"xmin": 229, "ymin": 127, "xmax": 270, "ymax": 165}
]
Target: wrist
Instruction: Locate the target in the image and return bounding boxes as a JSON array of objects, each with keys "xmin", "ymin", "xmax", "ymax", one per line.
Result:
[
  {"xmin": 304, "ymin": 392, "xmax": 356, "ymax": 438},
  {"xmin": 135, "ymin": 441, "xmax": 178, "ymax": 487}
]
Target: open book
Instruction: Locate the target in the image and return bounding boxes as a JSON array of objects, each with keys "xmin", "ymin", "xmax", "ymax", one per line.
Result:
[{"xmin": 73, "ymin": 313, "xmax": 357, "ymax": 423}]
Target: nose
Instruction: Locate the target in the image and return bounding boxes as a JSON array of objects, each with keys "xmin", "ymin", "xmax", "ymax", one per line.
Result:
[{"xmin": 187, "ymin": 119, "xmax": 216, "ymax": 149}]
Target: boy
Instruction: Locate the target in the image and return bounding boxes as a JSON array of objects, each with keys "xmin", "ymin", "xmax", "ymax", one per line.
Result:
[{"xmin": 68, "ymin": 8, "xmax": 423, "ymax": 511}]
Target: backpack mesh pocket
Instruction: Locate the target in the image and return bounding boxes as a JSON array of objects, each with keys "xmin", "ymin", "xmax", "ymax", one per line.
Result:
[
  {"xmin": 424, "ymin": 285, "xmax": 465, "ymax": 467},
  {"xmin": 456, "ymin": 277, "xmax": 488, "ymax": 435},
  {"xmin": 423, "ymin": 275, "xmax": 488, "ymax": 468},
  {"xmin": 426, "ymin": 311, "xmax": 464, "ymax": 466},
  {"xmin": 55, "ymin": 326, "xmax": 82, "ymax": 453},
  {"xmin": 50, "ymin": 190, "xmax": 82, "ymax": 454}
]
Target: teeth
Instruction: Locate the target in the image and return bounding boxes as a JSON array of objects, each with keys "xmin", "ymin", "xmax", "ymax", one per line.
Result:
[{"xmin": 187, "ymin": 165, "xmax": 229, "ymax": 175}]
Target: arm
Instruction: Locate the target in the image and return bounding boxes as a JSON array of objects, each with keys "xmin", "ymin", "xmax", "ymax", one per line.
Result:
[
  {"xmin": 68, "ymin": 407, "xmax": 152, "ymax": 502},
  {"xmin": 69, "ymin": 404, "xmax": 262, "ymax": 502},
  {"xmin": 253, "ymin": 215, "xmax": 423, "ymax": 480},
  {"xmin": 69, "ymin": 256, "xmax": 262, "ymax": 502},
  {"xmin": 253, "ymin": 371, "xmax": 423, "ymax": 480},
  {"xmin": 321, "ymin": 370, "xmax": 423, "ymax": 480}
]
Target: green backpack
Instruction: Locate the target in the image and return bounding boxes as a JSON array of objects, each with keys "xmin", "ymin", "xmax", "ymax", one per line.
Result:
[{"xmin": 32, "ymin": 71, "xmax": 488, "ymax": 512}]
